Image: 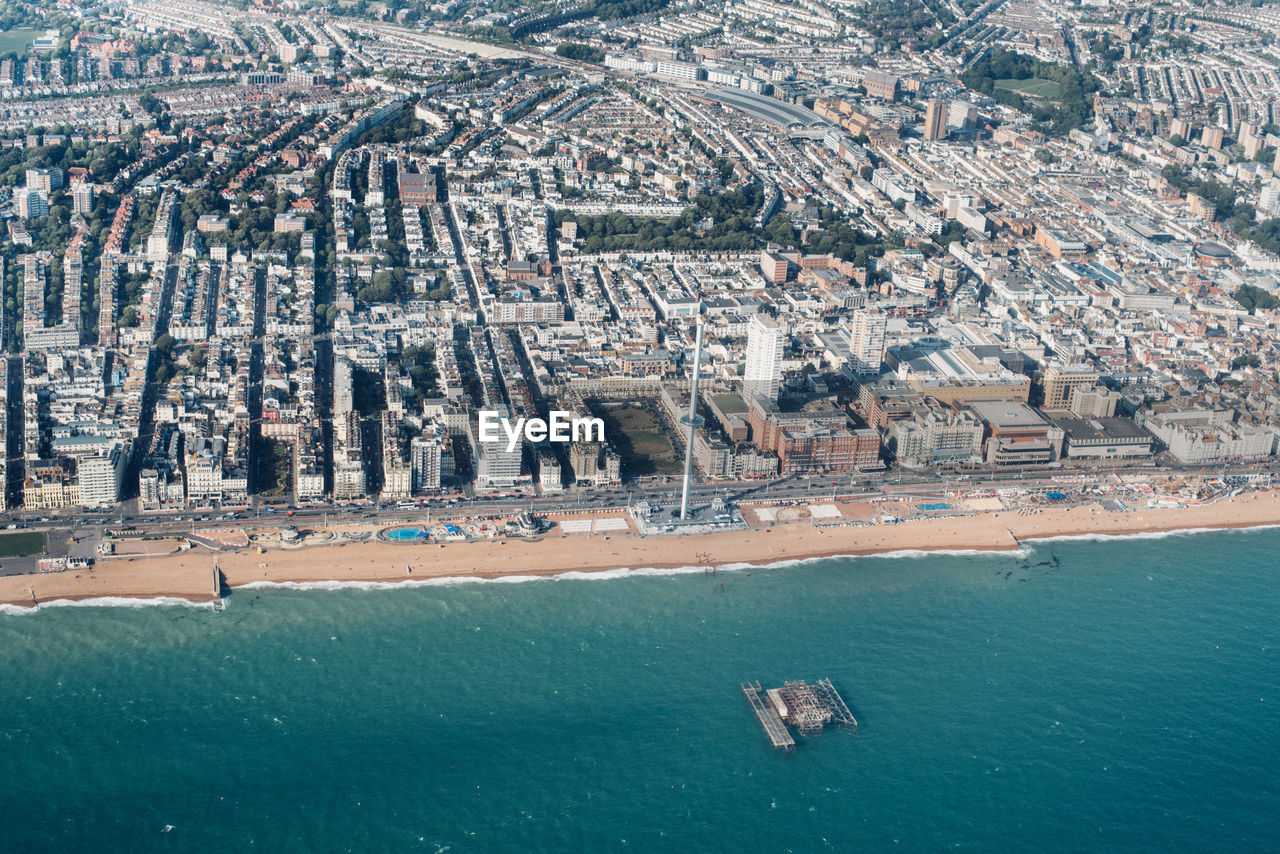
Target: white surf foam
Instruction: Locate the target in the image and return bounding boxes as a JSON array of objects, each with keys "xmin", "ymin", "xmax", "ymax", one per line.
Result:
[
  {"xmin": 0, "ymin": 596, "xmax": 221, "ymax": 615},
  {"xmin": 855, "ymin": 547, "xmax": 1031, "ymax": 560},
  {"xmin": 231, "ymin": 546, "xmax": 1032, "ymax": 594},
  {"xmin": 1024, "ymin": 524, "xmax": 1280, "ymax": 545}
]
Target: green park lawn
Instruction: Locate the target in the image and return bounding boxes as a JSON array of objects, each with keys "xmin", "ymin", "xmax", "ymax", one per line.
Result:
[
  {"xmin": 995, "ymin": 77, "xmax": 1062, "ymax": 99},
  {"xmin": 0, "ymin": 28, "xmax": 39, "ymax": 55},
  {"xmin": 0, "ymin": 531, "xmax": 47, "ymax": 558},
  {"xmin": 602, "ymin": 404, "xmax": 683, "ymax": 476}
]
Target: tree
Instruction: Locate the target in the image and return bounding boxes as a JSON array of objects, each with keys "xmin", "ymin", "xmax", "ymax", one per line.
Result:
[
  {"xmin": 555, "ymin": 43, "xmax": 605, "ymax": 63},
  {"xmin": 401, "ymin": 344, "xmax": 438, "ymax": 402},
  {"xmin": 1234, "ymin": 284, "xmax": 1280, "ymax": 314},
  {"xmin": 139, "ymin": 94, "xmax": 164, "ymax": 116},
  {"xmin": 358, "ymin": 270, "xmax": 400, "ymax": 303}
]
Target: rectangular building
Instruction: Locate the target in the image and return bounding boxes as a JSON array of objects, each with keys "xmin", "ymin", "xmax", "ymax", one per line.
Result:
[{"xmin": 968, "ymin": 400, "xmax": 1062, "ymax": 465}]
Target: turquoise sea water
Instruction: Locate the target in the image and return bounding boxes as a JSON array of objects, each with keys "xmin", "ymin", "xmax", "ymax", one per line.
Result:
[{"xmin": 2, "ymin": 529, "xmax": 1279, "ymax": 853}]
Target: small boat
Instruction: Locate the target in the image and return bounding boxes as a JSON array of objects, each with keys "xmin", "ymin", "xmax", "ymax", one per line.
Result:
[{"xmin": 212, "ymin": 599, "xmax": 225, "ymax": 613}]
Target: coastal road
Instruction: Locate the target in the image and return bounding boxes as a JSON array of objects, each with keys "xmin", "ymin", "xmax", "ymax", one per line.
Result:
[{"xmin": 3, "ymin": 461, "xmax": 1271, "ymax": 556}]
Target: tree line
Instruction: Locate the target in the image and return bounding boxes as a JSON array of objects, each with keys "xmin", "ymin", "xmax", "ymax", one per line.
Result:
[{"xmin": 555, "ymin": 185, "xmax": 899, "ymax": 266}]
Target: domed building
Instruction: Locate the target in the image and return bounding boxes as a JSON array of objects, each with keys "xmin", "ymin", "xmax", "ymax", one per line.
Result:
[{"xmin": 1194, "ymin": 241, "xmax": 1234, "ymax": 265}]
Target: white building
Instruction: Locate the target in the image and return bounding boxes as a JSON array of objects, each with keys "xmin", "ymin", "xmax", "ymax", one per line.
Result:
[
  {"xmin": 1259, "ymin": 184, "xmax": 1280, "ymax": 218},
  {"xmin": 654, "ymin": 60, "xmax": 700, "ymax": 81},
  {"xmin": 17, "ymin": 189, "xmax": 49, "ymax": 220},
  {"xmin": 891, "ymin": 409, "xmax": 983, "ymax": 467},
  {"xmin": 538, "ymin": 451, "xmax": 563, "ymax": 492},
  {"xmin": 475, "ymin": 406, "xmax": 525, "ymax": 488},
  {"xmin": 871, "ymin": 169, "xmax": 915, "ymax": 204},
  {"xmin": 947, "ymin": 101, "xmax": 978, "ymax": 131},
  {"xmin": 72, "ymin": 182, "xmax": 95, "ymax": 215},
  {"xmin": 411, "ymin": 430, "xmax": 445, "ymax": 492},
  {"xmin": 743, "ymin": 314, "xmax": 783, "ymax": 403},
  {"xmin": 78, "ymin": 441, "xmax": 128, "ymax": 506},
  {"xmin": 847, "ymin": 309, "xmax": 887, "ymax": 377},
  {"xmin": 26, "ymin": 167, "xmax": 62, "ymax": 193},
  {"xmin": 906, "ymin": 202, "xmax": 944, "ymax": 235},
  {"xmin": 145, "ymin": 189, "xmax": 179, "ymax": 262},
  {"xmin": 604, "ymin": 55, "xmax": 656, "ymax": 73},
  {"xmin": 705, "ymin": 67, "xmax": 740, "ymax": 86},
  {"xmin": 186, "ymin": 440, "xmax": 224, "ymax": 504},
  {"xmin": 1145, "ymin": 410, "xmax": 1273, "ymax": 464},
  {"xmin": 333, "ymin": 460, "xmax": 367, "ymax": 500}
]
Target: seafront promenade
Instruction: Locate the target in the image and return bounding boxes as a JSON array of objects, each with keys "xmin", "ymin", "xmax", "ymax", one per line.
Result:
[{"xmin": 4, "ymin": 488, "xmax": 1280, "ymax": 609}]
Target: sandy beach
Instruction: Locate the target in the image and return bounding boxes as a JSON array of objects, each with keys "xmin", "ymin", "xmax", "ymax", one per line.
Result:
[{"xmin": 4, "ymin": 490, "xmax": 1280, "ymax": 609}]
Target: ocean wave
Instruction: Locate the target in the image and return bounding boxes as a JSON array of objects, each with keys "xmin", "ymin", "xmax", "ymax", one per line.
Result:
[
  {"xmin": 237, "ymin": 576, "xmax": 545, "ymax": 592},
  {"xmin": 856, "ymin": 547, "xmax": 1031, "ymax": 560},
  {"xmin": 236, "ymin": 573, "xmax": 657, "ymax": 592},
  {"xmin": 3, "ymin": 546, "xmax": 1046, "ymax": 611},
  {"xmin": 1024, "ymin": 525, "xmax": 1280, "ymax": 545},
  {"xmin": 0, "ymin": 596, "xmax": 221, "ymax": 615},
  {"xmin": 231, "ymin": 547, "xmax": 1032, "ymax": 594}
]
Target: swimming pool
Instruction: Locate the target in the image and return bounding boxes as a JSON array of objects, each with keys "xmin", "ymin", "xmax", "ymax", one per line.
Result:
[{"xmin": 384, "ymin": 527, "xmax": 429, "ymax": 541}]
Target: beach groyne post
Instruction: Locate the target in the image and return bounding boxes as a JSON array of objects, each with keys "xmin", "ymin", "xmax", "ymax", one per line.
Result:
[{"xmin": 212, "ymin": 557, "xmax": 227, "ymax": 599}]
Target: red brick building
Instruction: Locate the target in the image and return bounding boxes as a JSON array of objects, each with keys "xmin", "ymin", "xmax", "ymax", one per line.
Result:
[
  {"xmin": 748, "ymin": 398, "xmax": 880, "ymax": 474},
  {"xmin": 398, "ymin": 171, "xmax": 438, "ymax": 206},
  {"xmin": 760, "ymin": 249, "xmax": 788, "ymax": 283}
]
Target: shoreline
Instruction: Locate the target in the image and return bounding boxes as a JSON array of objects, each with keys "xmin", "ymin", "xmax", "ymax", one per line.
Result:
[{"xmin": 4, "ymin": 490, "xmax": 1280, "ymax": 609}]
